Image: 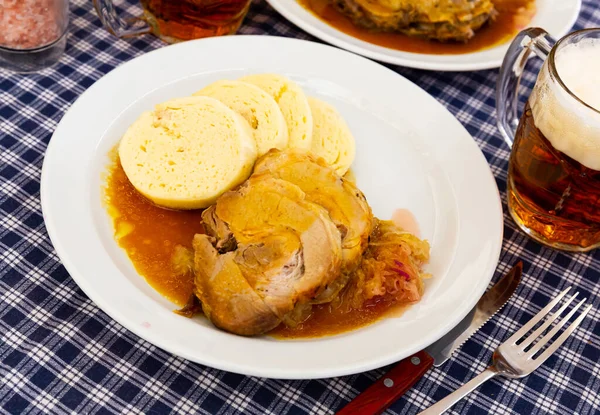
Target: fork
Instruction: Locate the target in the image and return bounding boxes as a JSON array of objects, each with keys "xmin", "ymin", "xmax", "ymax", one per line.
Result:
[{"xmin": 418, "ymin": 287, "xmax": 592, "ymax": 415}]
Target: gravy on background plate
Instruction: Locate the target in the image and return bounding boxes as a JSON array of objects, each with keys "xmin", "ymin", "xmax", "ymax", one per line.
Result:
[{"xmin": 299, "ymin": 0, "xmax": 536, "ymax": 55}]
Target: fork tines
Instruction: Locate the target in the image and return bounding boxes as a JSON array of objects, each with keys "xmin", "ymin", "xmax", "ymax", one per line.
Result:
[
  {"xmin": 506, "ymin": 287, "xmax": 592, "ymax": 363},
  {"xmin": 415, "ymin": 286, "xmax": 593, "ymax": 415}
]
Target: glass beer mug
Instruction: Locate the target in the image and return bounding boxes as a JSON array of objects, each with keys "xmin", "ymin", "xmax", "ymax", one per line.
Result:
[
  {"xmin": 497, "ymin": 28, "xmax": 600, "ymax": 252},
  {"xmin": 93, "ymin": 0, "xmax": 252, "ymax": 43}
]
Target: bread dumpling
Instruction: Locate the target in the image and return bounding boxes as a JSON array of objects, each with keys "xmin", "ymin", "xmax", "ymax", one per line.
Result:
[
  {"xmin": 308, "ymin": 97, "xmax": 356, "ymax": 176},
  {"xmin": 194, "ymin": 80, "xmax": 288, "ymax": 156},
  {"xmin": 118, "ymin": 96, "xmax": 257, "ymax": 210},
  {"xmin": 240, "ymin": 73, "xmax": 313, "ymax": 150}
]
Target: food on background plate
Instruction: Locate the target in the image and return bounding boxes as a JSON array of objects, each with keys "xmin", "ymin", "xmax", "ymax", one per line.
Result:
[
  {"xmin": 118, "ymin": 96, "xmax": 256, "ymax": 209},
  {"xmin": 240, "ymin": 73, "xmax": 314, "ymax": 150},
  {"xmin": 308, "ymin": 97, "xmax": 356, "ymax": 176},
  {"xmin": 193, "ymin": 80, "xmax": 289, "ymax": 156},
  {"xmin": 298, "ymin": 0, "xmax": 536, "ymax": 55},
  {"xmin": 332, "ymin": 0, "xmax": 497, "ymax": 42},
  {"xmin": 105, "ymin": 73, "xmax": 430, "ymax": 338}
]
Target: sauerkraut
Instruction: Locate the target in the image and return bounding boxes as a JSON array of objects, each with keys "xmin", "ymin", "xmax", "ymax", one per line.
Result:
[{"xmin": 333, "ymin": 219, "xmax": 430, "ymax": 312}]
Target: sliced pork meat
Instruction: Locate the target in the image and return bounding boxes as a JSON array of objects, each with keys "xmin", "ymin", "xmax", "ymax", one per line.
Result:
[
  {"xmin": 193, "ymin": 174, "xmax": 343, "ymax": 336},
  {"xmin": 253, "ymin": 149, "xmax": 373, "ymax": 303}
]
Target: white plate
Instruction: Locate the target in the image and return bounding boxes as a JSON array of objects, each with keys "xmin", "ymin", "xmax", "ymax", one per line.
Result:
[
  {"xmin": 266, "ymin": 0, "xmax": 581, "ymax": 71},
  {"xmin": 41, "ymin": 35, "xmax": 502, "ymax": 379}
]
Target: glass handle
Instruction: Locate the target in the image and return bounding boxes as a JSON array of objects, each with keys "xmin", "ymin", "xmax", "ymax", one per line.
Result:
[
  {"xmin": 496, "ymin": 27, "xmax": 555, "ymax": 148},
  {"xmin": 93, "ymin": 0, "xmax": 151, "ymax": 38}
]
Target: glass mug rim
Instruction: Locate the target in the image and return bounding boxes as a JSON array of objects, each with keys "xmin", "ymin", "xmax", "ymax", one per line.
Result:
[{"xmin": 548, "ymin": 28, "xmax": 600, "ymax": 116}]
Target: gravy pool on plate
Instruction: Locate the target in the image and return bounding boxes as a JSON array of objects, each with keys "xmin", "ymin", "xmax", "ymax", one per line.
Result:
[{"xmin": 299, "ymin": 0, "xmax": 536, "ymax": 55}]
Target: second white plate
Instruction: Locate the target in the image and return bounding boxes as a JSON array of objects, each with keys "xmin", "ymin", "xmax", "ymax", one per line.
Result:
[{"xmin": 266, "ymin": 0, "xmax": 581, "ymax": 71}]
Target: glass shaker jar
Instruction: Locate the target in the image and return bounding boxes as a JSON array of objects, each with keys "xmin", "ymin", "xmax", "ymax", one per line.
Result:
[{"xmin": 0, "ymin": 0, "xmax": 69, "ymax": 72}]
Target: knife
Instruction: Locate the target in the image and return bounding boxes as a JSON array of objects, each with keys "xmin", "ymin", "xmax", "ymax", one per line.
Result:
[{"xmin": 336, "ymin": 261, "xmax": 523, "ymax": 415}]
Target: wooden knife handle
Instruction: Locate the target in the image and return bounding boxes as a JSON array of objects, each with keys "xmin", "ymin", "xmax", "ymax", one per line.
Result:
[{"xmin": 336, "ymin": 350, "xmax": 434, "ymax": 415}]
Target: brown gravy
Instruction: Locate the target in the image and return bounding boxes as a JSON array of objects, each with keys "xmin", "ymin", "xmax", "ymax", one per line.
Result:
[
  {"xmin": 104, "ymin": 157, "xmax": 407, "ymax": 338},
  {"xmin": 105, "ymin": 157, "xmax": 203, "ymax": 307},
  {"xmin": 271, "ymin": 297, "xmax": 406, "ymax": 339},
  {"xmin": 298, "ymin": 0, "xmax": 536, "ymax": 55}
]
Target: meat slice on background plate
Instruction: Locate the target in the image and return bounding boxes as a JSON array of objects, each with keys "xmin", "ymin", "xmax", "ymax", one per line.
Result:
[{"xmin": 332, "ymin": 0, "xmax": 497, "ymax": 42}]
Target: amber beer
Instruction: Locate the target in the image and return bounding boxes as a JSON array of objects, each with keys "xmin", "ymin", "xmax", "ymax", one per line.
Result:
[
  {"xmin": 507, "ymin": 38, "xmax": 600, "ymax": 251},
  {"xmin": 140, "ymin": 0, "xmax": 252, "ymax": 42}
]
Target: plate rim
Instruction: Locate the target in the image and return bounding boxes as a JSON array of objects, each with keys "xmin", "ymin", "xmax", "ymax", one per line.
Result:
[
  {"xmin": 41, "ymin": 35, "xmax": 504, "ymax": 379},
  {"xmin": 265, "ymin": 0, "xmax": 582, "ymax": 71}
]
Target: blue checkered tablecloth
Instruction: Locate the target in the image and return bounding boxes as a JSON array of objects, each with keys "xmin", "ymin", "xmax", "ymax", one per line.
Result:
[{"xmin": 1, "ymin": 1, "xmax": 599, "ymax": 414}]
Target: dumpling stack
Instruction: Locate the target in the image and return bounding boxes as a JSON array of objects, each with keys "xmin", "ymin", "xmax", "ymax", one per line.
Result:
[{"xmin": 118, "ymin": 73, "xmax": 356, "ymax": 209}]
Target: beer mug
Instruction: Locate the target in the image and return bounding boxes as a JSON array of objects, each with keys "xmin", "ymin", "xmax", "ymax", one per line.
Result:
[
  {"xmin": 497, "ymin": 28, "xmax": 600, "ymax": 252},
  {"xmin": 93, "ymin": 0, "xmax": 252, "ymax": 43}
]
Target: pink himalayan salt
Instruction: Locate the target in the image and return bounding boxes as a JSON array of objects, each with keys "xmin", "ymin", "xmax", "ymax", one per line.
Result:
[{"xmin": 0, "ymin": 0, "xmax": 62, "ymax": 49}]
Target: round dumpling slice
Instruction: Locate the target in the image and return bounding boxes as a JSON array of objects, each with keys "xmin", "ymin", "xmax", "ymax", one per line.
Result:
[
  {"xmin": 308, "ymin": 97, "xmax": 356, "ymax": 176},
  {"xmin": 118, "ymin": 96, "xmax": 257, "ymax": 210},
  {"xmin": 239, "ymin": 73, "xmax": 313, "ymax": 150},
  {"xmin": 193, "ymin": 80, "xmax": 288, "ymax": 156}
]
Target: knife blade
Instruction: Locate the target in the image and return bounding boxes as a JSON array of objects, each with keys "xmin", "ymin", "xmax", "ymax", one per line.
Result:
[{"xmin": 336, "ymin": 261, "xmax": 522, "ymax": 415}]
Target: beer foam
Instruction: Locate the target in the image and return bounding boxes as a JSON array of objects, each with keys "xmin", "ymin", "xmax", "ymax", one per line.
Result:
[{"xmin": 529, "ymin": 38, "xmax": 600, "ymax": 170}]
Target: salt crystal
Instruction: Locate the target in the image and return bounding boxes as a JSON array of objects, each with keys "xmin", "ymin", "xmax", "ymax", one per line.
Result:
[{"xmin": 0, "ymin": 0, "xmax": 65, "ymax": 49}]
